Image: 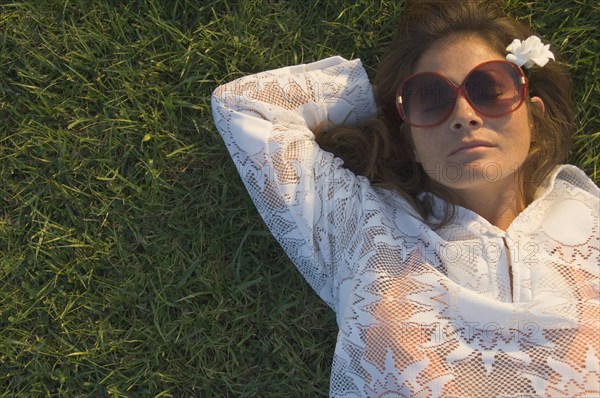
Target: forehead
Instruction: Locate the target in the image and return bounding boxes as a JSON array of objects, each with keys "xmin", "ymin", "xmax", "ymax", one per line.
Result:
[{"xmin": 414, "ymin": 36, "xmax": 506, "ymax": 81}]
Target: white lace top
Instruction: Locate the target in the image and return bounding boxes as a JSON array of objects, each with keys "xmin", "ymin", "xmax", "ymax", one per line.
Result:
[{"xmin": 211, "ymin": 56, "xmax": 600, "ymax": 397}]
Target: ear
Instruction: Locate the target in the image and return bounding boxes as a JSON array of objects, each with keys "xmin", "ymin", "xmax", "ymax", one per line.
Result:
[
  {"xmin": 528, "ymin": 96, "xmax": 545, "ymax": 142},
  {"xmin": 400, "ymin": 123, "xmax": 421, "ymax": 163},
  {"xmin": 413, "ymin": 148, "xmax": 422, "ymax": 163},
  {"xmin": 530, "ymin": 96, "xmax": 545, "ymax": 114}
]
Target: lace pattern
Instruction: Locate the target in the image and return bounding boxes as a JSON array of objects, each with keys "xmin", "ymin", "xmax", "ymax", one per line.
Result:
[{"xmin": 212, "ymin": 56, "xmax": 600, "ymax": 397}]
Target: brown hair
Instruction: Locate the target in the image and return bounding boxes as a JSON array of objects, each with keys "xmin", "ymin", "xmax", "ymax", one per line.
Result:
[{"xmin": 316, "ymin": 0, "xmax": 574, "ymax": 225}]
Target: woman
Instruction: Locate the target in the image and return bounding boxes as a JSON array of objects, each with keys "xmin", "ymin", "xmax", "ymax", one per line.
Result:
[{"xmin": 212, "ymin": 0, "xmax": 599, "ymax": 396}]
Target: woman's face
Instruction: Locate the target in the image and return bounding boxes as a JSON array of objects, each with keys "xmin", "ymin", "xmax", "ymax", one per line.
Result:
[{"xmin": 409, "ymin": 36, "xmax": 544, "ymax": 197}]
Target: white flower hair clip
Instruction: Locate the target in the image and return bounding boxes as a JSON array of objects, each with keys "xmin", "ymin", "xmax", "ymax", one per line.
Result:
[{"xmin": 506, "ymin": 35, "xmax": 555, "ymax": 68}]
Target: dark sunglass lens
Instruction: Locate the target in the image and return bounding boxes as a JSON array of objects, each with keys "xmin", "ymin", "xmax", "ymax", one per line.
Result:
[
  {"xmin": 465, "ymin": 62, "xmax": 521, "ymax": 115},
  {"xmin": 403, "ymin": 73, "xmax": 454, "ymax": 126}
]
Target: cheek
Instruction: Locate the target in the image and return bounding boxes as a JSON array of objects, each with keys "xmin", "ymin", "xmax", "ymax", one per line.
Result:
[
  {"xmin": 508, "ymin": 111, "xmax": 534, "ymax": 152},
  {"xmin": 411, "ymin": 130, "xmax": 446, "ymax": 167}
]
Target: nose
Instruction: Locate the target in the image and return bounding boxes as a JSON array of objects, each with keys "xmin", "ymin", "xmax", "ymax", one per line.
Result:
[{"xmin": 449, "ymin": 90, "xmax": 483, "ymax": 131}]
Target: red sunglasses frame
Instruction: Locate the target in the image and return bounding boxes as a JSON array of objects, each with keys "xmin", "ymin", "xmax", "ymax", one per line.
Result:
[{"xmin": 396, "ymin": 60, "xmax": 529, "ymax": 128}]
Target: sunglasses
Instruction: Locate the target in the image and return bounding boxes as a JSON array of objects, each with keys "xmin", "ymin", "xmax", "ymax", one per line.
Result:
[{"xmin": 396, "ymin": 60, "xmax": 528, "ymax": 128}]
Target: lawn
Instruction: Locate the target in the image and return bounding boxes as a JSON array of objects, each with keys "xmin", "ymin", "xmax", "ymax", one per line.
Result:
[{"xmin": 0, "ymin": 0, "xmax": 597, "ymax": 396}]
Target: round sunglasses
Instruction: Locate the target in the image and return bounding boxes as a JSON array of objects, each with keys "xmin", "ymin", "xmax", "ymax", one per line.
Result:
[{"xmin": 396, "ymin": 60, "xmax": 528, "ymax": 128}]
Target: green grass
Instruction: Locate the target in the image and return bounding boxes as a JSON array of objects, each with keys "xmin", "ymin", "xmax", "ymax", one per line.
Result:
[{"xmin": 0, "ymin": 0, "xmax": 597, "ymax": 396}]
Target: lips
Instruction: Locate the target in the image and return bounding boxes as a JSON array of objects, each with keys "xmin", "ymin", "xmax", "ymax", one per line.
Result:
[{"xmin": 449, "ymin": 140, "xmax": 495, "ymax": 156}]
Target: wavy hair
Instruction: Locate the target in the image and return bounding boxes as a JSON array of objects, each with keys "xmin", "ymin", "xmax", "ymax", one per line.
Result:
[{"xmin": 316, "ymin": 0, "xmax": 574, "ymax": 226}]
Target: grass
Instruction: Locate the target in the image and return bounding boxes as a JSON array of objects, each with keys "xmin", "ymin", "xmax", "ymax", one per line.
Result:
[{"xmin": 0, "ymin": 0, "xmax": 597, "ymax": 396}]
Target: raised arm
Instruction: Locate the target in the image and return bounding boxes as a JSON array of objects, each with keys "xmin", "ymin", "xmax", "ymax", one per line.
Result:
[{"xmin": 211, "ymin": 57, "xmax": 376, "ymax": 308}]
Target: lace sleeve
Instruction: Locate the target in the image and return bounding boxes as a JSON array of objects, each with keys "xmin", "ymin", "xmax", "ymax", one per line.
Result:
[{"xmin": 211, "ymin": 57, "xmax": 376, "ymax": 308}]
